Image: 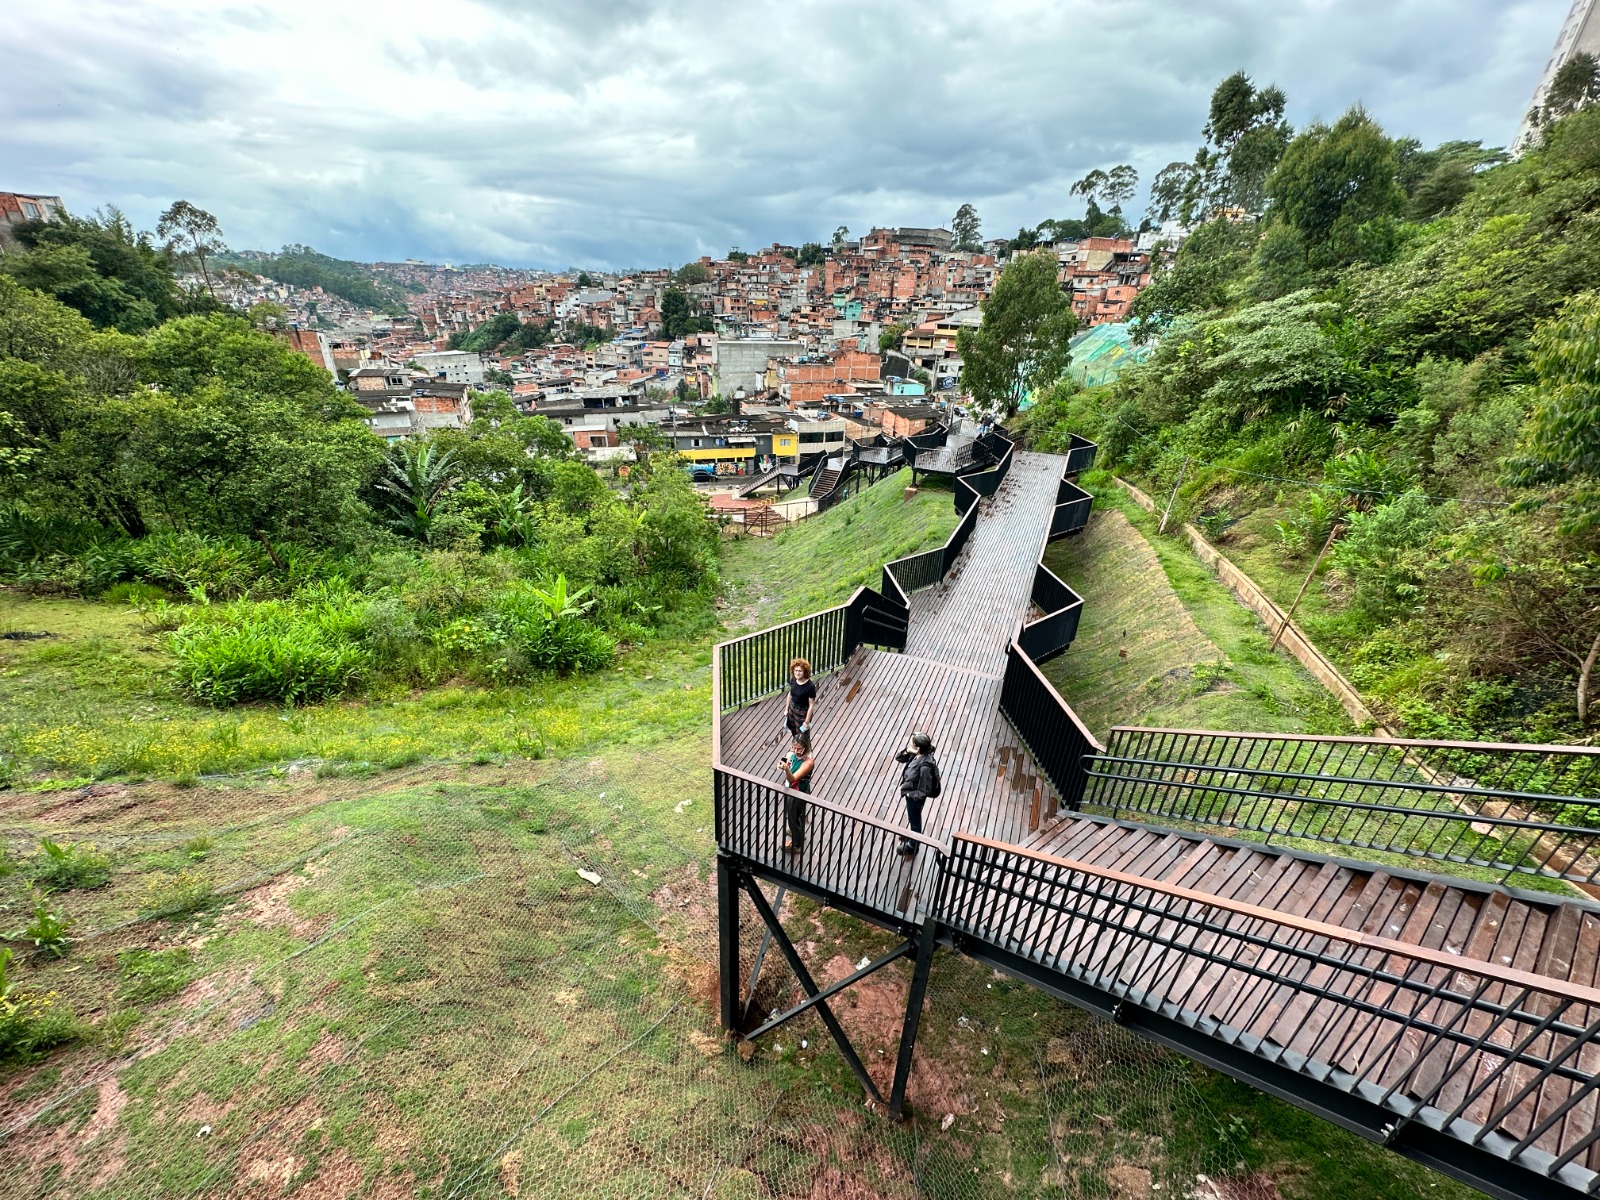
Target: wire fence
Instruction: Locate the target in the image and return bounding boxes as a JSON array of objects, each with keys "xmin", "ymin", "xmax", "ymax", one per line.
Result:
[{"xmin": 0, "ymin": 750, "xmax": 1358, "ymax": 1198}]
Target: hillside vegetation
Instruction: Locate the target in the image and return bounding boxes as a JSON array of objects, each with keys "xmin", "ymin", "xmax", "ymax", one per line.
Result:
[{"xmin": 1023, "ymin": 86, "xmax": 1600, "ymax": 748}]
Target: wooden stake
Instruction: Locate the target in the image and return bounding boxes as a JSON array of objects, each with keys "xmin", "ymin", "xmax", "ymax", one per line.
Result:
[
  {"xmin": 1271, "ymin": 520, "xmax": 1341, "ymax": 653},
  {"xmin": 1158, "ymin": 457, "xmax": 1189, "ymax": 535}
]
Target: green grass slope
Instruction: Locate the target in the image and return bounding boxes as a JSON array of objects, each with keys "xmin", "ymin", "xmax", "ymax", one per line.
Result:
[{"xmin": 720, "ymin": 468, "xmax": 958, "ymax": 627}]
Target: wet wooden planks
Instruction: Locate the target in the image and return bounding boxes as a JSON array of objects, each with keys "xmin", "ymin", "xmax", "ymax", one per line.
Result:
[
  {"xmin": 720, "ymin": 647, "xmax": 1057, "ymax": 848},
  {"xmin": 904, "ymin": 451, "xmax": 1063, "ymax": 674}
]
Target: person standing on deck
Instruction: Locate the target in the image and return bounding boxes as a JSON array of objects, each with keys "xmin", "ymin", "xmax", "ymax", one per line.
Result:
[
  {"xmin": 786, "ymin": 658, "xmax": 816, "ymax": 742},
  {"xmin": 779, "ymin": 735, "xmax": 814, "ymax": 854},
  {"xmin": 894, "ymin": 733, "xmax": 939, "ymax": 857}
]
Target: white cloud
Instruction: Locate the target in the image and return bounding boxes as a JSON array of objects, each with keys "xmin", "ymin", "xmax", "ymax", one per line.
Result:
[{"xmin": 2, "ymin": 0, "xmax": 1569, "ymax": 268}]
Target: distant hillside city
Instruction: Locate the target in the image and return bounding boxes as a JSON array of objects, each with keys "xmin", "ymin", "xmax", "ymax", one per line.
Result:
[{"xmin": 21, "ymin": 213, "xmax": 1160, "ymax": 480}]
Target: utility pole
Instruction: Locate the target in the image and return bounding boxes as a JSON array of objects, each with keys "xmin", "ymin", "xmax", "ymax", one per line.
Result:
[{"xmin": 1158, "ymin": 457, "xmax": 1189, "ymax": 535}]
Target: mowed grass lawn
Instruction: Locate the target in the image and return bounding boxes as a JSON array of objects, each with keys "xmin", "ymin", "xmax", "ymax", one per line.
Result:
[{"xmin": 0, "ymin": 468, "xmax": 1482, "ymax": 1200}]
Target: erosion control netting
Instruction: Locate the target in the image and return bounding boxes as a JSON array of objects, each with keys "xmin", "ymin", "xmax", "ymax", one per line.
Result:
[{"xmin": 2, "ymin": 752, "xmax": 1259, "ymax": 1198}]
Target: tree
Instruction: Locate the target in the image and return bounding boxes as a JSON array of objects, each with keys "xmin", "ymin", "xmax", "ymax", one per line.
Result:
[
  {"xmin": 576, "ymin": 271, "xmax": 595, "ymax": 287},
  {"xmin": 375, "ymin": 440, "xmax": 459, "ymax": 542},
  {"xmin": 674, "ymin": 262, "xmax": 711, "ymax": 285},
  {"xmin": 952, "ymin": 204, "xmax": 982, "ymax": 252},
  {"xmin": 1199, "ymin": 72, "xmax": 1292, "ymax": 214},
  {"xmin": 1, "ymin": 209, "xmax": 181, "ymax": 332},
  {"xmin": 156, "ymin": 201, "xmax": 225, "ymax": 300},
  {"xmin": 956, "ymin": 249, "xmax": 1077, "ymax": 417},
  {"xmin": 1103, "ymin": 165, "xmax": 1139, "ymax": 213},
  {"xmin": 660, "ymin": 287, "xmax": 711, "ymax": 339},
  {"xmin": 878, "ymin": 322, "xmax": 910, "ymax": 353},
  {"xmin": 1069, "ymin": 170, "xmax": 1108, "ymax": 206},
  {"xmin": 1505, "ymin": 291, "xmax": 1600, "ymax": 533},
  {"xmin": 796, "ymin": 242, "xmax": 825, "ymax": 266},
  {"xmin": 1537, "ymin": 52, "xmax": 1600, "ymax": 130},
  {"xmin": 1008, "ymin": 226, "xmax": 1041, "ymax": 252},
  {"xmin": 1266, "ymin": 106, "xmax": 1404, "ymax": 267},
  {"xmin": 831, "ymin": 226, "xmax": 850, "ymax": 250},
  {"xmin": 1149, "ymin": 161, "xmax": 1199, "ymax": 225}
]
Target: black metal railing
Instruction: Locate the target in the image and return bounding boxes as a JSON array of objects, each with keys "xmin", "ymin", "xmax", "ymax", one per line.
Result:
[
  {"xmin": 999, "ymin": 635, "xmax": 1102, "ymax": 811},
  {"xmin": 935, "ymin": 835, "xmax": 1600, "ymax": 1192},
  {"xmin": 1063, "ymin": 435, "xmax": 1097, "ymax": 476},
  {"xmin": 715, "ymin": 765, "xmax": 940, "ymax": 924},
  {"xmin": 1018, "ymin": 564, "xmax": 1084, "ymax": 665},
  {"xmin": 1051, "ymin": 478, "xmax": 1093, "ymax": 537},
  {"xmin": 715, "ymin": 586, "xmax": 907, "ymax": 712},
  {"xmin": 1084, "ymin": 728, "xmax": 1600, "ymax": 885},
  {"xmin": 954, "ymin": 436, "xmax": 1015, "ymax": 514}
]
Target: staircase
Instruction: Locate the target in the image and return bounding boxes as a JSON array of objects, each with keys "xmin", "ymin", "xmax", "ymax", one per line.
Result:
[{"xmin": 812, "ymin": 464, "xmax": 842, "ymax": 501}]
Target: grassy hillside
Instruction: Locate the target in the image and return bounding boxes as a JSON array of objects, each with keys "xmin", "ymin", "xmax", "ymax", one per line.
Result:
[
  {"xmin": 720, "ymin": 469, "xmax": 958, "ymax": 627},
  {"xmin": 1042, "ymin": 478, "xmax": 1350, "ymax": 739},
  {"xmin": 0, "ymin": 469, "xmax": 1479, "ymax": 1200}
]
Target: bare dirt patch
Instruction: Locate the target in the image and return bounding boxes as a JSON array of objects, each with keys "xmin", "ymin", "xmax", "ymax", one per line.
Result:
[{"xmin": 240, "ymin": 870, "xmax": 329, "ymax": 939}]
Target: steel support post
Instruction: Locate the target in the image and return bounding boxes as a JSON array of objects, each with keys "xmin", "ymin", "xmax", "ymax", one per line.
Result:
[
  {"xmin": 717, "ymin": 853, "xmax": 740, "ymax": 1032},
  {"xmin": 741, "ymin": 875, "xmax": 886, "ymax": 1106},
  {"xmin": 889, "ymin": 918, "xmax": 939, "ymax": 1119}
]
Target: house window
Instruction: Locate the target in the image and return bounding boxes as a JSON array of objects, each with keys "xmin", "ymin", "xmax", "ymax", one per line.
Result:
[{"xmin": 21, "ymin": 201, "xmax": 40, "ymax": 219}]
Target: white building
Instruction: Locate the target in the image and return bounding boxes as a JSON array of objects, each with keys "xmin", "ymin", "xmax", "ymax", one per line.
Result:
[
  {"xmin": 411, "ymin": 350, "xmax": 485, "ymax": 386},
  {"xmin": 1516, "ymin": 0, "xmax": 1600, "ymax": 151}
]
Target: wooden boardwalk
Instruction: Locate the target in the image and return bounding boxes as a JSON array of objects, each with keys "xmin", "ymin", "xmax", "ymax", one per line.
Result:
[
  {"xmin": 722, "ymin": 451, "xmax": 1068, "ymax": 845},
  {"xmin": 715, "ymin": 442, "xmax": 1600, "ymax": 1193}
]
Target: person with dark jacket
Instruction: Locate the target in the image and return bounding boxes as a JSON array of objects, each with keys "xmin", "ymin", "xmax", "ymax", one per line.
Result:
[{"xmin": 894, "ymin": 732, "xmax": 937, "ymax": 856}]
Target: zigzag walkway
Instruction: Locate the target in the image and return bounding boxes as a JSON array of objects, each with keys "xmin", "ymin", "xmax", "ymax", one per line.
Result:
[{"xmin": 712, "ymin": 436, "xmax": 1600, "ymax": 1200}]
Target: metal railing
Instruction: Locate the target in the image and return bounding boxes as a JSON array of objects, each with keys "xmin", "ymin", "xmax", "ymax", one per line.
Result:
[
  {"xmin": 1085, "ymin": 728, "xmax": 1600, "ymax": 885},
  {"xmin": 715, "ymin": 765, "xmax": 941, "ymax": 924},
  {"xmin": 715, "ymin": 586, "xmax": 907, "ymax": 712},
  {"xmin": 999, "ymin": 633, "xmax": 1103, "ymax": 812},
  {"xmin": 1018, "ymin": 563, "xmax": 1084, "ymax": 665},
  {"xmin": 954, "ymin": 436, "xmax": 1015, "ymax": 514},
  {"xmin": 935, "ymin": 834, "xmax": 1600, "ymax": 1192},
  {"xmin": 1063, "ymin": 434, "xmax": 1097, "ymax": 476},
  {"xmin": 1051, "ymin": 477, "xmax": 1093, "ymax": 537}
]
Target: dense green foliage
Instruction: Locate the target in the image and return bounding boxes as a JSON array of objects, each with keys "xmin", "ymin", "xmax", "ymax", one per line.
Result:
[
  {"xmin": 660, "ymin": 286, "xmax": 713, "ymax": 338},
  {"xmin": 1023, "ymin": 84, "xmax": 1600, "ymax": 742},
  {"xmin": 0, "ymin": 238, "xmax": 720, "ymax": 707},
  {"xmin": 233, "ymin": 244, "xmax": 407, "ymax": 312},
  {"xmin": 0, "ymin": 209, "xmax": 189, "ymax": 333}
]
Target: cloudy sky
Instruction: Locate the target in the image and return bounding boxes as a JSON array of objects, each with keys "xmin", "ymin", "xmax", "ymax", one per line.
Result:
[{"xmin": 5, "ymin": 0, "xmax": 1568, "ymax": 270}]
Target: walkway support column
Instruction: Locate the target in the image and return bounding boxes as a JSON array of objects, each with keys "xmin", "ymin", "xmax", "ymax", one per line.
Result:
[
  {"xmin": 717, "ymin": 853, "xmax": 740, "ymax": 1032},
  {"xmin": 889, "ymin": 918, "xmax": 939, "ymax": 1119}
]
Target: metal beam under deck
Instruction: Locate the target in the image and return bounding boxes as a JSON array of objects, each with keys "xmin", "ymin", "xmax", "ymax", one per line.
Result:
[
  {"xmin": 950, "ymin": 934, "xmax": 1596, "ymax": 1200},
  {"xmin": 719, "ymin": 850, "xmax": 928, "ymax": 941}
]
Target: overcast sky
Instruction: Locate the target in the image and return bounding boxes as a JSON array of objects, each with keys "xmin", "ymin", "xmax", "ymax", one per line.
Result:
[{"xmin": 4, "ymin": 0, "xmax": 1569, "ymax": 271}]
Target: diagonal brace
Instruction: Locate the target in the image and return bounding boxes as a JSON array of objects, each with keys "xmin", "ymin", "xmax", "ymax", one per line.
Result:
[
  {"xmin": 742, "ymin": 885, "xmax": 787, "ymax": 1025},
  {"xmin": 745, "ymin": 940, "xmax": 913, "ymax": 1042},
  {"xmin": 741, "ymin": 876, "xmax": 886, "ymax": 1106}
]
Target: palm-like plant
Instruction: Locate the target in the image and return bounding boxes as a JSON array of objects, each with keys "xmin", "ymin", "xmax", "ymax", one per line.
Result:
[
  {"xmin": 529, "ymin": 574, "xmax": 594, "ymax": 621},
  {"xmin": 376, "ymin": 441, "xmax": 459, "ymax": 541},
  {"xmin": 487, "ymin": 483, "xmax": 537, "ymax": 548}
]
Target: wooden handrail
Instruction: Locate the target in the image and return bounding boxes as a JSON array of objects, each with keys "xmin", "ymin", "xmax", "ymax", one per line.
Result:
[
  {"xmin": 1109, "ymin": 726, "xmax": 1600, "ymax": 758},
  {"xmin": 951, "ymin": 833, "xmax": 1600, "ymax": 1005}
]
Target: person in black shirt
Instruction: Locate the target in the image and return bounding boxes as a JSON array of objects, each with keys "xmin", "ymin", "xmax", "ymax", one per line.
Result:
[
  {"xmin": 894, "ymin": 732, "xmax": 938, "ymax": 856},
  {"xmin": 786, "ymin": 658, "xmax": 816, "ymax": 741}
]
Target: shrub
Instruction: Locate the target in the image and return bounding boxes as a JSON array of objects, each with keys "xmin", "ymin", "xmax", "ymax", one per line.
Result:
[
  {"xmin": 0, "ymin": 949, "xmax": 80, "ymax": 1065},
  {"xmin": 170, "ymin": 591, "xmax": 370, "ymax": 705},
  {"xmin": 30, "ymin": 839, "xmax": 112, "ymax": 891},
  {"xmin": 15, "ymin": 896, "xmax": 74, "ymax": 956}
]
